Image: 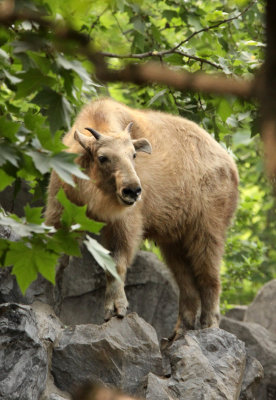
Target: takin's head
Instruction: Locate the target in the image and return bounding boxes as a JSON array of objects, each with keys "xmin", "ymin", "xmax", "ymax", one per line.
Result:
[{"xmin": 74, "ymin": 122, "xmax": 152, "ymax": 207}]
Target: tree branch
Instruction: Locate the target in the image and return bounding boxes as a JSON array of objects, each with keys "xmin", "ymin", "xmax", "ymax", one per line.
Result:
[
  {"xmin": 96, "ymin": 62, "xmax": 256, "ymax": 99},
  {"xmin": 261, "ymin": 0, "xmax": 276, "ymax": 186},
  {"xmin": 100, "ymin": 49, "xmax": 222, "ymax": 69}
]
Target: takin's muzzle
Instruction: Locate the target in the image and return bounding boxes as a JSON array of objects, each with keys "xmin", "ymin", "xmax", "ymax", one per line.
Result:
[{"xmin": 120, "ymin": 185, "xmax": 142, "ymax": 205}]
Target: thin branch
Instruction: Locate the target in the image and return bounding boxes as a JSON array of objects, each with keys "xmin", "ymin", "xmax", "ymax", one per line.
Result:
[
  {"xmin": 112, "ymin": 12, "xmax": 132, "ymax": 43},
  {"xmin": 100, "ymin": 49, "xmax": 222, "ymax": 69},
  {"xmin": 171, "ymin": 0, "xmax": 257, "ymax": 52},
  {"xmin": 89, "ymin": 6, "xmax": 108, "ymax": 35}
]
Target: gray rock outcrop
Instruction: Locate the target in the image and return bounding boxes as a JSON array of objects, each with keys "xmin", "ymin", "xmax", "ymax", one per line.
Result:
[
  {"xmin": 226, "ymin": 305, "xmax": 248, "ymax": 322},
  {"xmin": 0, "ymin": 225, "xmax": 267, "ymax": 400},
  {"xmin": 244, "ymin": 279, "xmax": 276, "ymax": 336},
  {"xmin": 145, "ymin": 328, "xmax": 254, "ymax": 400},
  {"xmin": 0, "ymin": 303, "xmax": 48, "ymax": 400},
  {"xmin": 0, "ymin": 239, "xmax": 179, "ymax": 340},
  {"xmin": 0, "ymin": 300, "xmax": 262, "ymax": 400},
  {"xmin": 59, "ymin": 248, "xmax": 179, "ymax": 340},
  {"xmin": 220, "ymin": 316, "xmax": 276, "ymax": 400},
  {"xmin": 52, "ymin": 313, "xmax": 163, "ymax": 395}
]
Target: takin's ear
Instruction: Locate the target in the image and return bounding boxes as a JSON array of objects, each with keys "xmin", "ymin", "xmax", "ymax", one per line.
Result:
[
  {"xmin": 132, "ymin": 138, "xmax": 152, "ymax": 154},
  {"xmin": 74, "ymin": 129, "xmax": 94, "ymax": 151}
]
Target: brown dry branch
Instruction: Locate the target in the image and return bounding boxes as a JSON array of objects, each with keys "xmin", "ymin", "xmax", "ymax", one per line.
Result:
[
  {"xmin": 96, "ymin": 62, "xmax": 256, "ymax": 99},
  {"xmin": 261, "ymin": 0, "xmax": 276, "ymax": 186}
]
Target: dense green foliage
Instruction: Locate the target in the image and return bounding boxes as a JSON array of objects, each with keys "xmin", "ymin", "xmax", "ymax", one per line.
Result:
[{"xmin": 0, "ymin": 0, "xmax": 274, "ymax": 309}]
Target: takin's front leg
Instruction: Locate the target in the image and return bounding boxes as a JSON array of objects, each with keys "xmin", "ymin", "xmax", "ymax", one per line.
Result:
[
  {"xmin": 44, "ymin": 171, "xmax": 64, "ymax": 228},
  {"xmin": 101, "ymin": 215, "xmax": 143, "ymax": 321}
]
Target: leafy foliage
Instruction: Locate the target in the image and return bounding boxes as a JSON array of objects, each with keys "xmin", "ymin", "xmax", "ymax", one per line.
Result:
[{"xmin": 0, "ymin": 0, "xmax": 274, "ymax": 309}]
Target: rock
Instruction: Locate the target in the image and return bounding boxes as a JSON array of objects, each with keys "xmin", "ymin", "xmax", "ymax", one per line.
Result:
[
  {"xmin": 0, "ymin": 303, "xmax": 48, "ymax": 400},
  {"xmin": 220, "ymin": 316, "xmax": 276, "ymax": 400},
  {"xmin": 30, "ymin": 302, "xmax": 71, "ymax": 400},
  {"xmin": 126, "ymin": 251, "xmax": 178, "ymax": 340},
  {"xmin": 0, "ymin": 181, "xmax": 43, "ymax": 217},
  {"xmin": 48, "ymin": 395, "xmax": 69, "ymax": 400},
  {"xmin": 226, "ymin": 305, "xmax": 248, "ymax": 321},
  {"xmin": 145, "ymin": 328, "xmax": 248, "ymax": 400},
  {"xmin": 244, "ymin": 280, "xmax": 276, "ymax": 336},
  {"xmin": 52, "ymin": 313, "xmax": 163, "ymax": 395},
  {"xmin": 0, "ymin": 225, "xmax": 20, "ymax": 241},
  {"xmin": 0, "ymin": 222, "xmax": 178, "ymax": 340},
  {"xmin": 145, "ymin": 373, "xmax": 172, "ymax": 400},
  {"xmin": 239, "ymin": 355, "xmax": 264, "ymax": 400},
  {"xmin": 32, "ymin": 301, "xmax": 63, "ymax": 345},
  {"xmin": 59, "ymin": 247, "xmax": 178, "ymax": 340}
]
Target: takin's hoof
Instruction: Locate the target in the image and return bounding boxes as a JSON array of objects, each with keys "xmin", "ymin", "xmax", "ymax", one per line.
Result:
[
  {"xmin": 200, "ymin": 313, "xmax": 220, "ymax": 329},
  {"xmin": 104, "ymin": 303, "xmax": 128, "ymax": 321}
]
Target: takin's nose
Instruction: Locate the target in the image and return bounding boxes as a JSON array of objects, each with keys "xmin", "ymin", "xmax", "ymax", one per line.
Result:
[{"xmin": 121, "ymin": 186, "xmax": 142, "ymax": 201}]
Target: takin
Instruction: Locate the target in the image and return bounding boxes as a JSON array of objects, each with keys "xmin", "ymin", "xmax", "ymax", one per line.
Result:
[{"xmin": 45, "ymin": 97, "xmax": 239, "ymax": 334}]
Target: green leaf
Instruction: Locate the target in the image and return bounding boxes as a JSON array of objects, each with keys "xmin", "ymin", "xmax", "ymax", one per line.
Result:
[
  {"xmin": 147, "ymin": 89, "xmax": 167, "ymax": 107},
  {"xmin": 131, "ymin": 32, "xmax": 145, "ymax": 52},
  {"xmin": 16, "ymin": 69, "xmax": 56, "ymax": 98},
  {"xmin": 34, "ymin": 88, "xmax": 73, "ymax": 133},
  {"xmin": 27, "ymin": 149, "xmax": 89, "ymax": 185},
  {"xmin": 56, "ymin": 54, "xmax": 93, "ymax": 85},
  {"xmin": 0, "ymin": 143, "xmax": 19, "ymax": 167},
  {"xmin": 24, "ymin": 204, "xmax": 44, "ymax": 224},
  {"xmin": 0, "ymin": 170, "xmax": 15, "ymax": 191},
  {"xmin": 0, "ymin": 116, "xmax": 20, "ymax": 141},
  {"xmin": 162, "ymin": 10, "xmax": 178, "ymax": 20},
  {"xmin": 56, "ymin": 188, "xmax": 104, "ymax": 232},
  {"xmin": 5, "ymin": 241, "xmax": 58, "ymax": 293},
  {"xmin": 218, "ymin": 99, "xmax": 232, "ymax": 122},
  {"xmin": 0, "ymin": 213, "xmax": 52, "ymax": 237},
  {"xmin": 131, "ymin": 16, "xmax": 145, "ymax": 34},
  {"xmin": 84, "ymin": 235, "xmax": 121, "ymax": 281},
  {"xmin": 34, "ymin": 245, "xmax": 58, "ymax": 284},
  {"xmin": 26, "ymin": 150, "xmax": 50, "ymax": 174},
  {"xmin": 24, "ymin": 111, "xmax": 65, "ymax": 153},
  {"xmin": 50, "ymin": 152, "xmax": 89, "ymax": 186},
  {"xmin": 5, "ymin": 242, "xmax": 38, "ymax": 294},
  {"xmin": 47, "ymin": 229, "xmax": 81, "ymax": 256},
  {"xmin": 232, "ymin": 130, "xmax": 253, "ymax": 146},
  {"xmin": 164, "ymin": 53, "xmax": 184, "ymax": 65},
  {"xmin": 3, "ymin": 69, "xmax": 22, "ymax": 84}
]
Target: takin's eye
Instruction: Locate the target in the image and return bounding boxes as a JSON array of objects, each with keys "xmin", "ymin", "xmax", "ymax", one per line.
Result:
[
  {"xmin": 133, "ymin": 153, "xmax": 137, "ymax": 159},
  {"xmin": 98, "ymin": 155, "xmax": 109, "ymax": 164}
]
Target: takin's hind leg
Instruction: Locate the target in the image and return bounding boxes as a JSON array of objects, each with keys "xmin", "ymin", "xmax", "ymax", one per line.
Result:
[
  {"xmin": 189, "ymin": 233, "xmax": 224, "ymax": 329},
  {"xmin": 160, "ymin": 244, "xmax": 201, "ymax": 336}
]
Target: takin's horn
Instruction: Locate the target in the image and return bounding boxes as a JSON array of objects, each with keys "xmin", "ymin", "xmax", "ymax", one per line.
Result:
[
  {"xmin": 125, "ymin": 122, "xmax": 133, "ymax": 135},
  {"xmin": 85, "ymin": 127, "xmax": 102, "ymax": 140},
  {"xmin": 74, "ymin": 129, "xmax": 93, "ymax": 149}
]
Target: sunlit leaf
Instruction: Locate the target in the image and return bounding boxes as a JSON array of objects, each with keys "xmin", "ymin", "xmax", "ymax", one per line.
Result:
[
  {"xmin": 0, "ymin": 170, "xmax": 15, "ymax": 191},
  {"xmin": 84, "ymin": 235, "xmax": 121, "ymax": 281},
  {"xmin": 56, "ymin": 188, "xmax": 104, "ymax": 232}
]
